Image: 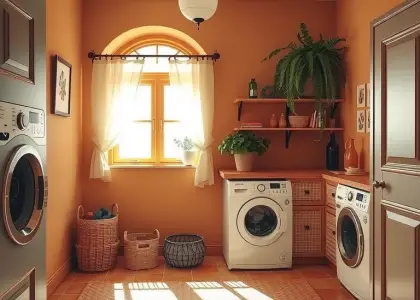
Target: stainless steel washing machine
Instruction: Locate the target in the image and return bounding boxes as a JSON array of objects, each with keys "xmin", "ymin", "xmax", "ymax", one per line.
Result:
[{"xmin": 0, "ymin": 0, "xmax": 47, "ymax": 298}]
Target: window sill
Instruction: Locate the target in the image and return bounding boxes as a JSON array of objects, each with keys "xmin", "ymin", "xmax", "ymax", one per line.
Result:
[{"xmin": 110, "ymin": 164, "xmax": 195, "ymax": 169}]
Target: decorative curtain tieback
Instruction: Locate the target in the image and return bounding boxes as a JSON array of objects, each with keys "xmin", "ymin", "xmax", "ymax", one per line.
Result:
[{"xmin": 194, "ymin": 138, "xmax": 213, "ymax": 151}]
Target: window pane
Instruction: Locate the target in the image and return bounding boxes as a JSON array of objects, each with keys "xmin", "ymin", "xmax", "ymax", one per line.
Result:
[
  {"xmin": 132, "ymin": 85, "xmax": 152, "ymax": 120},
  {"xmin": 164, "ymin": 122, "xmax": 183, "ymax": 159},
  {"xmin": 164, "ymin": 85, "xmax": 188, "ymax": 120},
  {"xmin": 118, "ymin": 122, "xmax": 152, "ymax": 159}
]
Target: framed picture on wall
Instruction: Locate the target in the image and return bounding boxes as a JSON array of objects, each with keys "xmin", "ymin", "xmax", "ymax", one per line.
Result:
[
  {"xmin": 366, "ymin": 84, "xmax": 371, "ymax": 107},
  {"xmin": 366, "ymin": 108, "xmax": 370, "ymax": 133},
  {"xmin": 356, "ymin": 84, "xmax": 366, "ymax": 108},
  {"xmin": 52, "ymin": 55, "xmax": 72, "ymax": 116},
  {"xmin": 357, "ymin": 110, "xmax": 366, "ymax": 133}
]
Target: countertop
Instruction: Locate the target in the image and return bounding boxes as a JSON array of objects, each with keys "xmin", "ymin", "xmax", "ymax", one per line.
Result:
[{"xmin": 219, "ymin": 169, "xmax": 371, "ymax": 191}]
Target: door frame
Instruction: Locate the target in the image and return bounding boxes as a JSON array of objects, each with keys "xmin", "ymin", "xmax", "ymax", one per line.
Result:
[{"xmin": 370, "ymin": 1, "xmax": 420, "ymax": 299}]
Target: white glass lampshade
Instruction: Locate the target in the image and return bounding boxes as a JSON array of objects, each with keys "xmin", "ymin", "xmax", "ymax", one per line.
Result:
[{"xmin": 178, "ymin": 0, "xmax": 218, "ymax": 27}]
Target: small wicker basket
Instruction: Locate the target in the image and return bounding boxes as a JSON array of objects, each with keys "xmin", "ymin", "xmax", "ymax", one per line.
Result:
[
  {"xmin": 76, "ymin": 241, "xmax": 119, "ymax": 272},
  {"xmin": 77, "ymin": 204, "xmax": 119, "ymax": 248},
  {"xmin": 124, "ymin": 230, "xmax": 160, "ymax": 271},
  {"xmin": 288, "ymin": 116, "xmax": 310, "ymax": 128}
]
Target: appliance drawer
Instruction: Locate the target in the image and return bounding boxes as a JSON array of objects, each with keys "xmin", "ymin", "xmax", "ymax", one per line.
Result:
[
  {"xmin": 292, "ymin": 180, "xmax": 323, "ymax": 206},
  {"xmin": 293, "ymin": 206, "xmax": 324, "ymax": 257}
]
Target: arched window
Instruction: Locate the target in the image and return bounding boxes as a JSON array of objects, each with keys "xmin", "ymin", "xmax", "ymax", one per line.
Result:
[{"xmin": 111, "ymin": 38, "xmax": 197, "ymax": 165}]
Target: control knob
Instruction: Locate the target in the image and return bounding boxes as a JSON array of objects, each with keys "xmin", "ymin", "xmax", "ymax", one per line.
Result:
[
  {"xmin": 257, "ymin": 184, "xmax": 265, "ymax": 192},
  {"xmin": 347, "ymin": 191, "xmax": 354, "ymax": 201},
  {"xmin": 16, "ymin": 112, "xmax": 29, "ymax": 130}
]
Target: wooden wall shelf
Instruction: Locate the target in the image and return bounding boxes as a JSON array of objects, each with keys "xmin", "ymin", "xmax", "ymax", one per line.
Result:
[
  {"xmin": 234, "ymin": 128, "xmax": 344, "ymax": 131},
  {"xmin": 234, "ymin": 97, "xmax": 344, "ymax": 148}
]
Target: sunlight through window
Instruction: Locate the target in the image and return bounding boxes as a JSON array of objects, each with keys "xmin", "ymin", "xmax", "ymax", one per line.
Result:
[
  {"xmin": 128, "ymin": 282, "xmax": 178, "ymax": 300},
  {"xmin": 113, "ymin": 283, "xmax": 126, "ymax": 300},
  {"xmin": 224, "ymin": 281, "xmax": 273, "ymax": 300},
  {"xmin": 186, "ymin": 282, "xmax": 240, "ymax": 300}
]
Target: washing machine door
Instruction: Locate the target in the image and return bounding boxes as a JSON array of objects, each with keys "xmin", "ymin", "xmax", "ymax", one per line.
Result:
[
  {"xmin": 337, "ymin": 207, "xmax": 364, "ymax": 268},
  {"xmin": 2, "ymin": 145, "xmax": 47, "ymax": 245},
  {"xmin": 237, "ymin": 197, "xmax": 286, "ymax": 246}
]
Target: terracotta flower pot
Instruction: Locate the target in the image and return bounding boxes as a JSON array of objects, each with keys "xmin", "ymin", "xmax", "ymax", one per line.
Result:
[
  {"xmin": 181, "ymin": 150, "xmax": 196, "ymax": 166},
  {"xmin": 234, "ymin": 153, "xmax": 256, "ymax": 172}
]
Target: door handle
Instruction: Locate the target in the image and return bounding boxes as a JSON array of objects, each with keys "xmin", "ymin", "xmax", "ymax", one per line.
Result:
[{"xmin": 372, "ymin": 180, "xmax": 386, "ymax": 189}]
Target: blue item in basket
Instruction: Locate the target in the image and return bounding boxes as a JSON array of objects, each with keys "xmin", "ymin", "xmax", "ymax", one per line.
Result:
[{"xmin": 94, "ymin": 208, "xmax": 113, "ymax": 219}]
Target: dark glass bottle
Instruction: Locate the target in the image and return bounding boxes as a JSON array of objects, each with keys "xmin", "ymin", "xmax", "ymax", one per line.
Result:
[
  {"xmin": 326, "ymin": 132, "xmax": 339, "ymax": 170},
  {"xmin": 249, "ymin": 78, "xmax": 258, "ymax": 98}
]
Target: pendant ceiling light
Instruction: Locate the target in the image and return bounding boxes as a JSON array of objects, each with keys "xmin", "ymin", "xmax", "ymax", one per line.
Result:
[{"xmin": 178, "ymin": 0, "xmax": 218, "ymax": 30}]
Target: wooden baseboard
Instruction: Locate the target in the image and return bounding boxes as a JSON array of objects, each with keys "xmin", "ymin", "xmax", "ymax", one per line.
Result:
[
  {"xmin": 47, "ymin": 258, "xmax": 72, "ymax": 297},
  {"xmin": 118, "ymin": 245, "xmax": 223, "ymax": 256},
  {"xmin": 293, "ymin": 257, "xmax": 328, "ymax": 265}
]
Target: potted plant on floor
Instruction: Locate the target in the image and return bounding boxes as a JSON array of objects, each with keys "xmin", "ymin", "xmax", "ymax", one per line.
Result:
[
  {"xmin": 174, "ymin": 137, "xmax": 196, "ymax": 166},
  {"xmin": 262, "ymin": 23, "xmax": 346, "ymax": 114},
  {"xmin": 218, "ymin": 131, "xmax": 271, "ymax": 172}
]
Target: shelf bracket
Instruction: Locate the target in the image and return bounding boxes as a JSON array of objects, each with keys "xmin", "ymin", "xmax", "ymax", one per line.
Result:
[{"xmin": 237, "ymin": 101, "xmax": 243, "ymax": 121}]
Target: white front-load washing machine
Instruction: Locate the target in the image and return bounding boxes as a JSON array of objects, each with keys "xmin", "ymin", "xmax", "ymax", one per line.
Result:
[
  {"xmin": 335, "ymin": 184, "xmax": 372, "ymax": 300},
  {"xmin": 223, "ymin": 179, "xmax": 293, "ymax": 270}
]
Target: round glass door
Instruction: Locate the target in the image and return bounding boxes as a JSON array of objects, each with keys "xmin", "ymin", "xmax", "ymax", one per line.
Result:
[
  {"xmin": 337, "ymin": 207, "xmax": 364, "ymax": 268},
  {"xmin": 2, "ymin": 145, "xmax": 46, "ymax": 245},
  {"xmin": 237, "ymin": 197, "xmax": 286, "ymax": 247},
  {"xmin": 244, "ymin": 205, "xmax": 278, "ymax": 237}
]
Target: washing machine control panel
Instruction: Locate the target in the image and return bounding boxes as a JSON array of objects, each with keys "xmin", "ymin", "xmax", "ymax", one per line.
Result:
[
  {"xmin": 0, "ymin": 101, "xmax": 45, "ymax": 145},
  {"xmin": 253, "ymin": 181, "xmax": 290, "ymax": 195},
  {"xmin": 336, "ymin": 184, "xmax": 370, "ymax": 213}
]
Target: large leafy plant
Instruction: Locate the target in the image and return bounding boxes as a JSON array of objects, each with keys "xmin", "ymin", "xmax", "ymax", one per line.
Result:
[
  {"xmin": 218, "ymin": 131, "xmax": 271, "ymax": 156},
  {"xmin": 263, "ymin": 23, "xmax": 346, "ymax": 113}
]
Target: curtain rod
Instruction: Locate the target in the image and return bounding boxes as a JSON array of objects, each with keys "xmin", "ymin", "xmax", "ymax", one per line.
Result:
[{"xmin": 87, "ymin": 51, "xmax": 221, "ymax": 61}]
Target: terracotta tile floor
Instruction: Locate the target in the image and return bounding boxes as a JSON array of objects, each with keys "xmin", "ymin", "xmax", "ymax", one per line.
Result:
[{"xmin": 49, "ymin": 257, "xmax": 355, "ymax": 300}]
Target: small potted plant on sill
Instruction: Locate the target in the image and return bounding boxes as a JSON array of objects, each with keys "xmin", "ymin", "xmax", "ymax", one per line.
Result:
[
  {"xmin": 218, "ymin": 131, "xmax": 271, "ymax": 172},
  {"xmin": 262, "ymin": 23, "xmax": 346, "ymax": 115},
  {"xmin": 174, "ymin": 137, "xmax": 196, "ymax": 166}
]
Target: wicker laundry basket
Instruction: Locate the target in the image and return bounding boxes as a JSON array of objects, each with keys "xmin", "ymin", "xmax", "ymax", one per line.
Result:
[
  {"xmin": 77, "ymin": 204, "xmax": 119, "ymax": 247},
  {"xmin": 76, "ymin": 204, "xmax": 119, "ymax": 272},
  {"xmin": 76, "ymin": 241, "xmax": 119, "ymax": 272},
  {"xmin": 124, "ymin": 230, "xmax": 160, "ymax": 271}
]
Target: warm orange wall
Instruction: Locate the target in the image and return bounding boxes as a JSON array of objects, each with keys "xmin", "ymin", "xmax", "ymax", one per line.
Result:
[
  {"xmin": 46, "ymin": 0, "xmax": 82, "ymax": 281},
  {"xmin": 81, "ymin": 0, "xmax": 337, "ymax": 248},
  {"xmin": 336, "ymin": 0, "xmax": 404, "ymax": 172}
]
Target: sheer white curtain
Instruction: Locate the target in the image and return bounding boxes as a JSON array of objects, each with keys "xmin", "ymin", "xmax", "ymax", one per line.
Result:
[
  {"xmin": 169, "ymin": 59, "xmax": 215, "ymax": 187},
  {"xmin": 90, "ymin": 59, "xmax": 144, "ymax": 181}
]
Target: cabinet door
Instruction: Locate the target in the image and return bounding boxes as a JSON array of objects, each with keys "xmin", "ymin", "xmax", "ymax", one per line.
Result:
[
  {"xmin": 325, "ymin": 208, "xmax": 336, "ymax": 265},
  {"xmin": 293, "ymin": 206, "xmax": 324, "ymax": 257}
]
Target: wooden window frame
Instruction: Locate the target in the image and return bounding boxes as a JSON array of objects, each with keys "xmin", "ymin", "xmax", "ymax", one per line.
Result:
[{"xmin": 110, "ymin": 36, "xmax": 197, "ymax": 166}]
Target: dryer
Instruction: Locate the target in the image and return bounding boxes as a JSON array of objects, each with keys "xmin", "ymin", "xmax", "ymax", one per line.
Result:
[
  {"xmin": 335, "ymin": 184, "xmax": 372, "ymax": 300},
  {"xmin": 223, "ymin": 180, "xmax": 293, "ymax": 269}
]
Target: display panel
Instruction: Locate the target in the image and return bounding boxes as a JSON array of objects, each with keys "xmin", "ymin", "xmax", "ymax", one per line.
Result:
[
  {"xmin": 29, "ymin": 112, "xmax": 39, "ymax": 124},
  {"xmin": 356, "ymin": 193, "xmax": 364, "ymax": 202},
  {"xmin": 270, "ymin": 183, "xmax": 280, "ymax": 189}
]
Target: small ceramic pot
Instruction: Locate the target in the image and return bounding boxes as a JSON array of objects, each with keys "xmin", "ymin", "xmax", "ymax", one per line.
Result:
[
  {"xmin": 181, "ymin": 150, "xmax": 196, "ymax": 166},
  {"xmin": 234, "ymin": 153, "xmax": 256, "ymax": 172}
]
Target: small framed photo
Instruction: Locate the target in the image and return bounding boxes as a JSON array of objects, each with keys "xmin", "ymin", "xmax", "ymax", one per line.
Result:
[
  {"xmin": 357, "ymin": 110, "xmax": 366, "ymax": 133},
  {"xmin": 52, "ymin": 55, "xmax": 72, "ymax": 116},
  {"xmin": 366, "ymin": 84, "xmax": 371, "ymax": 107},
  {"xmin": 356, "ymin": 84, "xmax": 366, "ymax": 108},
  {"xmin": 366, "ymin": 108, "xmax": 370, "ymax": 133}
]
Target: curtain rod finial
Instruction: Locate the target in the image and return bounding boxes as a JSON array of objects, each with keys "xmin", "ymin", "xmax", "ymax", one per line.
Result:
[
  {"xmin": 88, "ymin": 51, "xmax": 96, "ymax": 60},
  {"xmin": 213, "ymin": 52, "xmax": 220, "ymax": 60}
]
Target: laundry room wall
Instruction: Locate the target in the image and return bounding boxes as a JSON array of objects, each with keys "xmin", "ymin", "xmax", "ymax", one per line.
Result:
[
  {"xmin": 81, "ymin": 0, "xmax": 337, "ymax": 252},
  {"xmin": 46, "ymin": 0, "xmax": 83, "ymax": 293},
  {"xmin": 336, "ymin": 0, "xmax": 404, "ymax": 172}
]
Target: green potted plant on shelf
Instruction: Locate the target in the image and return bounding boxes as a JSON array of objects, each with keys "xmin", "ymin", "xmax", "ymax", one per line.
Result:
[
  {"xmin": 218, "ymin": 131, "xmax": 271, "ymax": 172},
  {"xmin": 262, "ymin": 23, "xmax": 346, "ymax": 114},
  {"xmin": 174, "ymin": 136, "xmax": 196, "ymax": 166}
]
